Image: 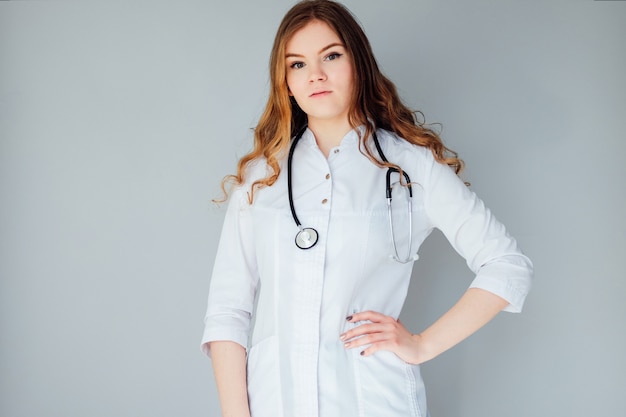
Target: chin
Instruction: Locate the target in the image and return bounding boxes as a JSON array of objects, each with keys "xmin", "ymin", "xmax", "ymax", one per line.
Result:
[{"xmin": 305, "ymin": 109, "xmax": 349, "ymax": 122}]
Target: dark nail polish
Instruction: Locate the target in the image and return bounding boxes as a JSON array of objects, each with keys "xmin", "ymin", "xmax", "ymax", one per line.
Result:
[
  {"xmin": 346, "ymin": 315, "xmax": 353, "ymax": 321},
  {"xmin": 360, "ymin": 351, "xmax": 365, "ymax": 356}
]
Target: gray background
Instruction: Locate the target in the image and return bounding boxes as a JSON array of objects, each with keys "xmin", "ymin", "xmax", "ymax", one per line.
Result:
[{"xmin": 1, "ymin": 1, "xmax": 624, "ymax": 416}]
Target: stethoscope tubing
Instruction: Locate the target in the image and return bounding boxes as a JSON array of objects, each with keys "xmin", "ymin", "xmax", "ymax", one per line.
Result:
[
  {"xmin": 287, "ymin": 125, "xmax": 309, "ymax": 230},
  {"xmin": 287, "ymin": 126, "xmax": 416, "ymax": 262},
  {"xmin": 288, "ymin": 126, "xmax": 318, "ymax": 249}
]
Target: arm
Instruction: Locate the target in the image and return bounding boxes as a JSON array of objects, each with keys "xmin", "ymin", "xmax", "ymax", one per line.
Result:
[
  {"xmin": 201, "ymin": 184, "xmax": 260, "ymax": 416},
  {"xmin": 209, "ymin": 341, "xmax": 251, "ymax": 417},
  {"xmin": 342, "ymin": 150, "xmax": 531, "ymax": 363},
  {"xmin": 341, "ymin": 288, "xmax": 509, "ymax": 364}
]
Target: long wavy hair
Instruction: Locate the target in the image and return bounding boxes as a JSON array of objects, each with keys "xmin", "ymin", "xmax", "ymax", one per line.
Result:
[{"xmin": 218, "ymin": 0, "xmax": 464, "ymax": 203}]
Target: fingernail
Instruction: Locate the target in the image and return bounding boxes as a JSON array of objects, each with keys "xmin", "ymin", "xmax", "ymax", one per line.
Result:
[
  {"xmin": 344, "ymin": 342, "xmax": 350, "ymax": 348},
  {"xmin": 346, "ymin": 315, "xmax": 353, "ymax": 321},
  {"xmin": 339, "ymin": 334, "xmax": 346, "ymax": 341}
]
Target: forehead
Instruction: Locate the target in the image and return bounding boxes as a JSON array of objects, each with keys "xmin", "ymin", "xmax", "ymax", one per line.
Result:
[{"xmin": 285, "ymin": 20, "xmax": 343, "ymax": 54}]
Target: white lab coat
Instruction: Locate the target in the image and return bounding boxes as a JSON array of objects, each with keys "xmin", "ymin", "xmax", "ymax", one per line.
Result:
[{"xmin": 202, "ymin": 128, "xmax": 532, "ymax": 417}]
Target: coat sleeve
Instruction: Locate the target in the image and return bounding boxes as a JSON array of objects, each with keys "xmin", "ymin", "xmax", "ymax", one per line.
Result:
[
  {"xmin": 201, "ymin": 186, "xmax": 259, "ymax": 356},
  {"xmin": 422, "ymin": 153, "xmax": 533, "ymax": 313}
]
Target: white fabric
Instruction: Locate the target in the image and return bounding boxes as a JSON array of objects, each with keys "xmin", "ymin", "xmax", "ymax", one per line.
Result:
[{"xmin": 202, "ymin": 128, "xmax": 533, "ymax": 417}]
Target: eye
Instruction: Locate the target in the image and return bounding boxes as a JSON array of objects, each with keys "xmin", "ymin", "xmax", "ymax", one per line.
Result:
[
  {"xmin": 289, "ymin": 61, "xmax": 305, "ymax": 69},
  {"xmin": 325, "ymin": 52, "xmax": 342, "ymax": 61}
]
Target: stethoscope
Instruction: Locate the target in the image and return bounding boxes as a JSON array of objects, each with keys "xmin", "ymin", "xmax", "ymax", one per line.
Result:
[{"xmin": 287, "ymin": 126, "xmax": 418, "ymax": 264}]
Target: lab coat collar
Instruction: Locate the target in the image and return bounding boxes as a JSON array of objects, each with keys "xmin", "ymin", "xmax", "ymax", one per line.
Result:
[{"xmin": 301, "ymin": 125, "xmax": 365, "ymax": 150}]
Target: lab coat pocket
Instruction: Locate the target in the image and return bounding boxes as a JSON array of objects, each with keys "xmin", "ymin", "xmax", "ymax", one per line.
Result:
[
  {"xmin": 246, "ymin": 335, "xmax": 280, "ymax": 417},
  {"xmin": 356, "ymin": 350, "xmax": 428, "ymax": 417}
]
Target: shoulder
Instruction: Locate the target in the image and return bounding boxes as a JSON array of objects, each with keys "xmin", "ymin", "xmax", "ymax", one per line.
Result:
[
  {"xmin": 224, "ymin": 157, "xmax": 273, "ymax": 208},
  {"xmin": 242, "ymin": 158, "xmax": 272, "ymax": 187},
  {"xmin": 376, "ymin": 129, "xmax": 437, "ymax": 167},
  {"xmin": 375, "ymin": 129, "xmax": 464, "ymax": 192}
]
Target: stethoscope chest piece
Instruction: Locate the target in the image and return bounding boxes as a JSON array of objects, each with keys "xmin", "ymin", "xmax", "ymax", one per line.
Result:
[
  {"xmin": 287, "ymin": 126, "xmax": 415, "ymax": 261},
  {"xmin": 295, "ymin": 227, "xmax": 319, "ymax": 250}
]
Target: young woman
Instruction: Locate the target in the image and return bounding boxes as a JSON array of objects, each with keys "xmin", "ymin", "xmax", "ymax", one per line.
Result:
[{"xmin": 202, "ymin": 1, "xmax": 532, "ymax": 416}]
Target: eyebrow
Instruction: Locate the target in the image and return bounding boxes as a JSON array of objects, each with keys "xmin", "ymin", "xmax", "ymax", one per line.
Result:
[{"xmin": 285, "ymin": 42, "xmax": 345, "ymax": 59}]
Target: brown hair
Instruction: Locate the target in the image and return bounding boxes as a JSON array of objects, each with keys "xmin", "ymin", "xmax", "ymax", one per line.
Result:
[{"xmin": 218, "ymin": 0, "xmax": 464, "ymax": 203}]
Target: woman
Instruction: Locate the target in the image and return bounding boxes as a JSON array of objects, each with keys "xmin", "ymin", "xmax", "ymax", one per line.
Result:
[{"xmin": 202, "ymin": 1, "xmax": 532, "ymax": 416}]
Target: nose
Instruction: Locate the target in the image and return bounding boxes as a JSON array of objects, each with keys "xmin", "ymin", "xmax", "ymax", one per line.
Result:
[{"xmin": 308, "ymin": 63, "xmax": 327, "ymax": 83}]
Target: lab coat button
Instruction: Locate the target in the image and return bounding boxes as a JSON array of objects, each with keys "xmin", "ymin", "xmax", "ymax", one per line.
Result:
[
  {"xmin": 321, "ymin": 199, "xmax": 328, "ymax": 204},
  {"xmin": 325, "ymin": 173, "xmax": 330, "ymax": 180},
  {"xmin": 333, "ymin": 149, "xmax": 340, "ymax": 154}
]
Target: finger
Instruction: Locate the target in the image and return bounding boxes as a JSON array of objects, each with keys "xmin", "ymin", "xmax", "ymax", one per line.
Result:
[
  {"xmin": 347, "ymin": 310, "xmax": 396, "ymax": 324},
  {"xmin": 344, "ymin": 332, "xmax": 392, "ymax": 349},
  {"xmin": 359, "ymin": 340, "xmax": 396, "ymax": 358},
  {"xmin": 340, "ymin": 322, "xmax": 393, "ymax": 342}
]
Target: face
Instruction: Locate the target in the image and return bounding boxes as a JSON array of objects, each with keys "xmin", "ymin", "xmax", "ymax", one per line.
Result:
[{"xmin": 285, "ymin": 20, "xmax": 354, "ymax": 128}]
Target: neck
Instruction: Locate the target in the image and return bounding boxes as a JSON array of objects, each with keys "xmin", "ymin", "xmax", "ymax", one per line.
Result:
[{"xmin": 308, "ymin": 118, "xmax": 353, "ymax": 158}]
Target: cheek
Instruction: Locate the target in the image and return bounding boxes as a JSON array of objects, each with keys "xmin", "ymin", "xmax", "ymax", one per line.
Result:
[
  {"xmin": 287, "ymin": 76, "xmax": 308, "ymax": 100},
  {"xmin": 285, "ymin": 72, "xmax": 299, "ymax": 93},
  {"xmin": 340, "ymin": 76, "xmax": 355, "ymax": 101},
  {"xmin": 285, "ymin": 73, "xmax": 292, "ymax": 91},
  {"xmin": 338, "ymin": 64, "xmax": 355, "ymax": 92}
]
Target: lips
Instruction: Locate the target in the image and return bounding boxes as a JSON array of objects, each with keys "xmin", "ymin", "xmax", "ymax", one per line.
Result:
[{"xmin": 310, "ymin": 90, "xmax": 331, "ymax": 97}]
